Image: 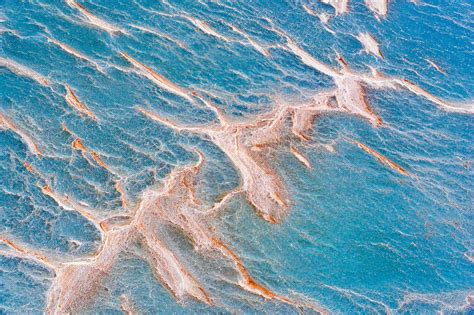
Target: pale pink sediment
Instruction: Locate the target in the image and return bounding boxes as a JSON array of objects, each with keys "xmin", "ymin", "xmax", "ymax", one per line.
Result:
[
  {"xmin": 290, "ymin": 145, "xmax": 312, "ymax": 169},
  {"xmin": 0, "ymin": 113, "xmax": 42, "ymax": 156},
  {"xmin": 120, "ymin": 52, "xmax": 193, "ymax": 102},
  {"xmin": 46, "ymin": 37, "xmax": 104, "ymax": 73},
  {"xmin": 0, "ymin": 56, "xmax": 49, "ymax": 86},
  {"xmin": 183, "ymin": 16, "xmax": 231, "ymax": 43},
  {"xmin": 425, "ymin": 59, "xmax": 446, "ymax": 75},
  {"xmin": 355, "ymin": 141, "xmax": 409, "ymax": 176},
  {"xmin": 357, "ymin": 33, "xmax": 383, "ymax": 59},
  {"xmin": 64, "ymin": 84, "xmax": 98, "ymax": 121},
  {"xmin": 320, "ymin": 0, "xmax": 349, "ymax": 15},
  {"xmin": 365, "ymin": 0, "xmax": 389, "ymax": 17},
  {"xmin": 65, "ymin": 0, "xmax": 125, "ymax": 34}
]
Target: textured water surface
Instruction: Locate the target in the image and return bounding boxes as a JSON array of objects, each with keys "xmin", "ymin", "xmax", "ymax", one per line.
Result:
[{"xmin": 0, "ymin": 0, "xmax": 473, "ymax": 314}]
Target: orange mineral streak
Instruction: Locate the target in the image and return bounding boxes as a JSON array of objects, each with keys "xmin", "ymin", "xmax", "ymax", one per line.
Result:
[
  {"xmin": 120, "ymin": 52, "xmax": 193, "ymax": 102},
  {"xmin": 0, "ymin": 56, "xmax": 49, "ymax": 86},
  {"xmin": 40, "ymin": 184, "xmax": 106, "ymax": 234},
  {"xmin": 65, "ymin": 0, "xmax": 125, "ymax": 34},
  {"xmin": 290, "ymin": 145, "xmax": 312, "ymax": 169},
  {"xmin": 0, "ymin": 113, "xmax": 42, "ymax": 156},
  {"xmin": 0, "ymin": 238, "xmax": 56, "ymax": 270},
  {"xmin": 115, "ymin": 181, "xmax": 129, "ymax": 209},
  {"xmin": 355, "ymin": 141, "xmax": 409, "ymax": 176},
  {"xmin": 64, "ymin": 84, "xmax": 98, "ymax": 121},
  {"xmin": 211, "ymin": 238, "xmax": 327, "ymax": 314},
  {"xmin": 71, "ymin": 138, "xmax": 110, "ymax": 171}
]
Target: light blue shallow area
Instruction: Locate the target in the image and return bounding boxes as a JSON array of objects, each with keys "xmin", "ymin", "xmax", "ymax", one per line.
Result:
[{"xmin": 1, "ymin": 0, "xmax": 473, "ymax": 313}]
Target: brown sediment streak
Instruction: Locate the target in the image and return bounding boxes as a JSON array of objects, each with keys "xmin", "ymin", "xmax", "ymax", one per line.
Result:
[
  {"xmin": 357, "ymin": 33, "xmax": 383, "ymax": 59},
  {"xmin": 64, "ymin": 84, "xmax": 98, "ymax": 121},
  {"xmin": 0, "ymin": 237, "xmax": 56, "ymax": 270},
  {"xmin": 355, "ymin": 141, "xmax": 409, "ymax": 176},
  {"xmin": 365, "ymin": 0, "xmax": 389, "ymax": 16},
  {"xmin": 210, "ymin": 238, "xmax": 327, "ymax": 314},
  {"xmin": 46, "ymin": 37, "xmax": 103, "ymax": 73},
  {"xmin": 0, "ymin": 57, "xmax": 49, "ymax": 86},
  {"xmin": 425, "ymin": 59, "xmax": 446, "ymax": 75},
  {"xmin": 290, "ymin": 145, "xmax": 312, "ymax": 169},
  {"xmin": 120, "ymin": 53, "xmax": 193, "ymax": 102},
  {"xmin": 65, "ymin": 0, "xmax": 124, "ymax": 34},
  {"xmin": 40, "ymin": 184, "xmax": 106, "ymax": 233},
  {"xmin": 71, "ymin": 138, "xmax": 111, "ymax": 171},
  {"xmin": 0, "ymin": 113, "xmax": 42, "ymax": 156},
  {"xmin": 115, "ymin": 181, "xmax": 129, "ymax": 209}
]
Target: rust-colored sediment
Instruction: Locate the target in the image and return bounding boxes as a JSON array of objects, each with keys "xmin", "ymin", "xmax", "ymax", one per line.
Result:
[
  {"xmin": 64, "ymin": 84, "xmax": 98, "ymax": 121},
  {"xmin": 0, "ymin": 113, "xmax": 42, "ymax": 156},
  {"xmin": 0, "ymin": 238, "xmax": 55, "ymax": 270},
  {"xmin": 355, "ymin": 141, "xmax": 409, "ymax": 176},
  {"xmin": 0, "ymin": 56, "xmax": 49, "ymax": 86},
  {"xmin": 290, "ymin": 145, "xmax": 312, "ymax": 169},
  {"xmin": 120, "ymin": 52, "xmax": 193, "ymax": 102},
  {"xmin": 71, "ymin": 137, "xmax": 110, "ymax": 172},
  {"xmin": 65, "ymin": 0, "xmax": 124, "ymax": 34}
]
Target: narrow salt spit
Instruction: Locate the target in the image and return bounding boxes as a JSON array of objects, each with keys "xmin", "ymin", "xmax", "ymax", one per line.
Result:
[
  {"xmin": 355, "ymin": 141, "xmax": 409, "ymax": 176},
  {"xmin": 0, "ymin": 113, "xmax": 42, "ymax": 156},
  {"xmin": 0, "ymin": 57, "xmax": 49, "ymax": 86},
  {"xmin": 425, "ymin": 59, "xmax": 447, "ymax": 75},
  {"xmin": 65, "ymin": 0, "xmax": 125, "ymax": 34},
  {"xmin": 357, "ymin": 33, "xmax": 383, "ymax": 59},
  {"xmin": 64, "ymin": 84, "xmax": 98, "ymax": 121},
  {"xmin": 46, "ymin": 37, "xmax": 104, "ymax": 73}
]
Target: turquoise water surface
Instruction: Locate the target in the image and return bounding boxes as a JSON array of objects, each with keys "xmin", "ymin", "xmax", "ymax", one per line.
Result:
[{"xmin": 1, "ymin": 0, "xmax": 473, "ymax": 314}]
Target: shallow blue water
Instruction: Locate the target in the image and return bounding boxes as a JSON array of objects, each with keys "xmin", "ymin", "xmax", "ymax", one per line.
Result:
[{"xmin": 1, "ymin": 0, "xmax": 473, "ymax": 314}]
